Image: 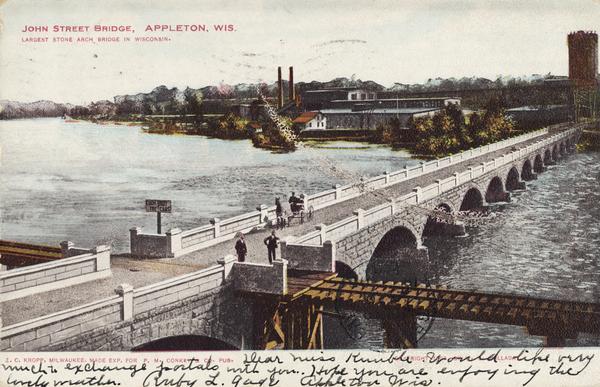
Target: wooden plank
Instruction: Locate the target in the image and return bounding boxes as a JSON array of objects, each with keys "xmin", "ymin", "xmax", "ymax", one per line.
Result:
[{"xmin": 307, "ymin": 312, "xmax": 322, "ymax": 350}]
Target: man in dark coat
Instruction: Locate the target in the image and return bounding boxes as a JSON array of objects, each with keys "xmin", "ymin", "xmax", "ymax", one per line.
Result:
[
  {"xmin": 235, "ymin": 233, "xmax": 247, "ymax": 262},
  {"xmin": 263, "ymin": 230, "xmax": 279, "ymax": 264},
  {"xmin": 289, "ymin": 192, "xmax": 298, "ymax": 213},
  {"xmin": 275, "ymin": 197, "xmax": 284, "ymax": 228}
]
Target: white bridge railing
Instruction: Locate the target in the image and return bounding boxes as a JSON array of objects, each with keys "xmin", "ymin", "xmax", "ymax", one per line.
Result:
[
  {"xmin": 0, "ymin": 245, "xmax": 111, "ymax": 302},
  {"xmin": 130, "ymin": 122, "xmax": 577, "ymax": 258},
  {"xmin": 0, "ymin": 256, "xmax": 236, "ymax": 351}
]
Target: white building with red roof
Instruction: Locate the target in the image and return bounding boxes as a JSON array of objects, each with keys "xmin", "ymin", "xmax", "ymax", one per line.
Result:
[{"xmin": 292, "ymin": 111, "xmax": 327, "ymax": 131}]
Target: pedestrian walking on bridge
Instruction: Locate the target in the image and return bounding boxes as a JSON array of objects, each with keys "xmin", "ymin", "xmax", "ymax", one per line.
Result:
[
  {"xmin": 275, "ymin": 197, "xmax": 284, "ymax": 228},
  {"xmin": 235, "ymin": 232, "xmax": 247, "ymax": 262},
  {"xmin": 263, "ymin": 230, "xmax": 279, "ymax": 264}
]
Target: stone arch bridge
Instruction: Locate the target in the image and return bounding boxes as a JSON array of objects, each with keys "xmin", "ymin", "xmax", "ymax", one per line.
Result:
[
  {"xmin": 0, "ymin": 124, "xmax": 584, "ymax": 351},
  {"xmin": 283, "ymin": 128, "xmax": 580, "ymax": 281}
]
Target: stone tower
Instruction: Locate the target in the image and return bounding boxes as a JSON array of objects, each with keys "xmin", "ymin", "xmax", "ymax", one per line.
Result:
[
  {"xmin": 568, "ymin": 31, "xmax": 598, "ymax": 86},
  {"xmin": 568, "ymin": 31, "xmax": 599, "ymax": 120}
]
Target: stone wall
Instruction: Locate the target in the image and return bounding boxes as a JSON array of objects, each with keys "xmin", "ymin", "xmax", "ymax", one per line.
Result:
[
  {"xmin": 231, "ymin": 259, "xmax": 287, "ymax": 295},
  {"xmin": 1, "ymin": 256, "xmax": 252, "ymax": 351},
  {"xmin": 0, "ymin": 245, "xmax": 111, "ymax": 302},
  {"xmin": 129, "ymin": 227, "xmax": 170, "ymax": 258},
  {"xmin": 281, "ymin": 240, "xmax": 335, "ymax": 272}
]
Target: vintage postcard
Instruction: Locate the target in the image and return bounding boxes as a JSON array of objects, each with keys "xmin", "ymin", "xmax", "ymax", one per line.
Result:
[{"xmin": 1, "ymin": 0, "xmax": 599, "ymax": 386}]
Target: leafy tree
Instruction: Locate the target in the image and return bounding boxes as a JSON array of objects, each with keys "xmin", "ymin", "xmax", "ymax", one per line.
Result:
[
  {"xmin": 252, "ymin": 117, "xmax": 296, "ymax": 150},
  {"xmin": 466, "ymin": 112, "xmax": 485, "ymax": 146},
  {"xmin": 372, "ymin": 117, "xmax": 402, "ymax": 144},
  {"xmin": 183, "ymin": 88, "xmax": 203, "ymax": 116},
  {"xmin": 217, "ymin": 113, "xmax": 249, "ymax": 139},
  {"xmin": 116, "ymin": 99, "xmax": 136, "ymax": 115},
  {"xmin": 413, "ymin": 97, "xmax": 516, "ymax": 157}
]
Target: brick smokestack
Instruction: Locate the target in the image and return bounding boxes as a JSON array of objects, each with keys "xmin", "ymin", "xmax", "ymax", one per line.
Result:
[
  {"xmin": 277, "ymin": 66, "xmax": 283, "ymax": 109},
  {"xmin": 289, "ymin": 66, "xmax": 295, "ymax": 101}
]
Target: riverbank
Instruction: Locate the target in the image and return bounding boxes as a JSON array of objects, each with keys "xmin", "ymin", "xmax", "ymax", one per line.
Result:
[{"xmin": 70, "ymin": 115, "xmax": 148, "ymax": 126}]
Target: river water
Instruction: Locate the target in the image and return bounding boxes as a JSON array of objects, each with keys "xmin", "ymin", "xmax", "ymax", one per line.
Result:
[
  {"xmin": 0, "ymin": 118, "xmax": 417, "ymax": 252},
  {"xmin": 2, "ymin": 118, "xmax": 599, "ymax": 348}
]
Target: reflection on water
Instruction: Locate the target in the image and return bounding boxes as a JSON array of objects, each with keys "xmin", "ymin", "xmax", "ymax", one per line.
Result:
[
  {"xmin": 326, "ymin": 152, "xmax": 600, "ymax": 348},
  {"xmin": 0, "ymin": 118, "xmax": 418, "ymax": 251}
]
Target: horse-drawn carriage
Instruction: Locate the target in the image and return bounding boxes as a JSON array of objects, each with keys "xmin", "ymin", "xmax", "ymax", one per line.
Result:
[{"xmin": 275, "ymin": 194, "xmax": 314, "ymax": 228}]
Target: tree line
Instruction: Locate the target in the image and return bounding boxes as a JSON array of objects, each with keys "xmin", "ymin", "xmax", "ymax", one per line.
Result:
[{"xmin": 412, "ymin": 97, "xmax": 515, "ymax": 157}]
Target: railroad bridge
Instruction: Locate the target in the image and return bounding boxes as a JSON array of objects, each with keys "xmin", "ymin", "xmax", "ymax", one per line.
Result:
[{"xmin": 1, "ymin": 122, "xmax": 595, "ymax": 352}]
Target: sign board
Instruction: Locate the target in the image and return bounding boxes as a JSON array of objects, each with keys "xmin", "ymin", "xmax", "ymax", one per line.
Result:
[{"xmin": 145, "ymin": 199, "xmax": 172, "ymax": 213}]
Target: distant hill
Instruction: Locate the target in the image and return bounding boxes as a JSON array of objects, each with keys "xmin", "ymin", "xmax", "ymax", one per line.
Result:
[
  {"xmin": 296, "ymin": 77, "xmax": 387, "ymax": 93},
  {"xmin": 0, "ymin": 100, "xmax": 81, "ymax": 120}
]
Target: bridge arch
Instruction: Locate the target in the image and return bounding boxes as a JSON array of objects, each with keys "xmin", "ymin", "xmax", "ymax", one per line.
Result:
[
  {"xmin": 460, "ymin": 186, "xmax": 484, "ymax": 211},
  {"xmin": 534, "ymin": 154, "xmax": 544, "ymax": 173},
  {"xmin": 559, "ymin": 141, "xmax": 566, "ymax": 155},
  {"xmin": 485, "ymin": 176, "xmax": 508, "ymax": 203},
  {"xmin": 372, "ymin": 225, "xmax": 420, "ymax": 252},
  {"xmin": 127, "ymin": 318, "xmax": 241, "ymax": 351},
  {"xmin": 505, "ymin": 167, "xmax": 522, "ymax": 190},
  {"xmin": 334, "ymin": 214, "xmax": 427, "ymax": 280},
  {"xmin": 521, "ymin": 159, "xmax": 534, "ymax": 180},
  {"xmin": 366, "ymin": 225, "xmax": 428, "ymax": 282},
  {"xmin": 132, "ymin": 335, "xmax": 238, "ymax": 351}
]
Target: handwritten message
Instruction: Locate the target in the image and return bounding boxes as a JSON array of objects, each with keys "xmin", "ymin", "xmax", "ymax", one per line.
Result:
[{"xmin": 0, "ymin": 348, "xmax": 596, "ymax": 387}]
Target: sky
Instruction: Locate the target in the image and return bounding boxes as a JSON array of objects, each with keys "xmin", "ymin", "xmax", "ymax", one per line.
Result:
[{"xmin": 0, "ymin": 0, "xmax": 599, "ymax": 104}]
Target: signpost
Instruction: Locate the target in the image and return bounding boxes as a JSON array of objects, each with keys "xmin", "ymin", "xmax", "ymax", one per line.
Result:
[{"xmin": 145, "ymin": 199, "xmax": 172, "ymax": 234}]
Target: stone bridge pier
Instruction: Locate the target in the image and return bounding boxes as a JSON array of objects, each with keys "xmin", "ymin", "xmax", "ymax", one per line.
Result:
[{"xmin": 422, "ymin": 202, "xmax": 466, "ymax": 239}]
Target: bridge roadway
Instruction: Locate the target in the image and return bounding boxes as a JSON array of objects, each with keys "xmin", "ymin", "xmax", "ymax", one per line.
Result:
[{"xmin": 1, "ymin": 131, "xmax": 565, "ymax": 326}]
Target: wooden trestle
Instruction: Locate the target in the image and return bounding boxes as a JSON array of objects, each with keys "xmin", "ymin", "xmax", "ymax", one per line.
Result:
[
  {"xmin": 250, "ymin": 270, "xmax": 336, "ymax": 350},
  {"xmin": 244, "ymin": 274, "xmax": 600, "ymax": 349}
]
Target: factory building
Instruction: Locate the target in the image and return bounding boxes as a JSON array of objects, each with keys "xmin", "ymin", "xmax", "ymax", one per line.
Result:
[{"xmin": 298, "ymin": 87, "xmax": 459, "ymax": 130}]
